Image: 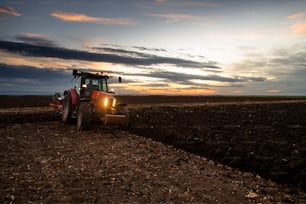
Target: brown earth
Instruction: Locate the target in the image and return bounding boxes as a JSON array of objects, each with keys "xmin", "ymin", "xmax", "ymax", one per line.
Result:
[
  {"xmin": 1, "ymin": 95, "xmax": 306, "ymax": 108},
  {"xmin": 0, "ymin": 96, "xmax": 306, "ymax": 203}
]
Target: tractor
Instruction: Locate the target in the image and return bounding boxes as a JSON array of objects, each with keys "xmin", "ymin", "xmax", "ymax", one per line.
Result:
[{"xmin": 49, "ymin": 69, "xmax": 127, "ymax": 130}]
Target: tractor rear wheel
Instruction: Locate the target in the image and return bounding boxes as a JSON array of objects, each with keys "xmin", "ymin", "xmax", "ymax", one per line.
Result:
[
  {"xmin": 77, "ymin": 102, "xmax": 91, "ymax": 131},
  {"xmin": 62, "ymin": 92, "xmax": 72, "ymax": 123}
]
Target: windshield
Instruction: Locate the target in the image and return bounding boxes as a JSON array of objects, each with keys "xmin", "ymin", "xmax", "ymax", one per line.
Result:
[{"xmin": 84, "ymin": 77, "xmax": 108, "ymax": 92}]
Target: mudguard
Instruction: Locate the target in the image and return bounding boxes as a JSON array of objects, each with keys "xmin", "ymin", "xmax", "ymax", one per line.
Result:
[{"xmin": 69, "ymin": 88, "xmax": 78, "ymax": 105}]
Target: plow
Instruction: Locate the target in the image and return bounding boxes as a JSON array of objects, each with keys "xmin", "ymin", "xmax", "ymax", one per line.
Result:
[{"xmin": 49, "ymin": 69, "xmax": 127, "ymax": 130}]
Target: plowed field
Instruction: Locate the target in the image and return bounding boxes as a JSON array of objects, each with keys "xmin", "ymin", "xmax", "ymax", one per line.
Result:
[{"xmin": 0, "ymin": 96, "xmax": 306, "ymax": 203}]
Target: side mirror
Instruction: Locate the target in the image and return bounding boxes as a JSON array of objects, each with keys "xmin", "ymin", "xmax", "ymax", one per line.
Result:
[
  {"xmin": 118, "ymin": 76, "xmax": 122, "ymax": 83},
  {"xmin": 73, "ymin": 69, "xmax": 78, "ymax": 77}
]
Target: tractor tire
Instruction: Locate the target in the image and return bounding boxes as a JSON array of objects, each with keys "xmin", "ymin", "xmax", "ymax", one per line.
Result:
[
  {"xmin": 77, "ymin": 102, "xmax": 92, "ymax": 131},
  {"xmin": 62, "ymin": 92, "xmax": 72, "ymax": 123}
]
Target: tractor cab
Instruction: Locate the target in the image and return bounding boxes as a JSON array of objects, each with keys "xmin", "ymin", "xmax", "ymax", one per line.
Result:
[
  {"xmin": 74, "ymin": 72, "xmax": 109, "ymax": 99},
  {"xmin": 75, "ymin": 75, "xmax": 108, "ymax": 99}
]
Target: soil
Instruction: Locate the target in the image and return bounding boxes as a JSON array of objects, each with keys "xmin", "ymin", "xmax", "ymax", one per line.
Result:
[{"xmin": 0, "ymin": 96, "xmax": 306, "ymax": 203}]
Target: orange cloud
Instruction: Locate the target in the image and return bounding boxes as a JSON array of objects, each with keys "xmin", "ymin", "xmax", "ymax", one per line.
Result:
[
  {"xmin": 267, "ymin": 89, "xmax": 281, "ymax": 93},
  {"xmin": 0, "ymin": 6, "xmax": 21, "ymax": 16},
  {"xmin": 287, "ymin": 12, "xmax": 305, "ymax": 20},
  {"xmin": 50, "ymin": 11, "xmax": 136, "ymax": 25},
  {"xmin": 125, "ymin": 83, "xmax": 216, "ymax": 95},
  {"xmin": 17, "ymin": 32, "xmax": 47, "ymax": 38},
  {"xmin": 0, "ymin": 50, "xmax": 86, "ymax": 70},
  {"xmin": 291, "ymin": 22, "xmax": 306, "ymax": 36}
]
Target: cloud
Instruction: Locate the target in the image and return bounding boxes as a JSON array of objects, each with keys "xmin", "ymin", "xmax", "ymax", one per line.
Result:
[
  {"xmin": 133, "ymin": 46, "xmax": 166, "ymax": 52},
  {"xmin": 230, "ymin": 44, "xmax": 306, "ymax": 95},
  {"xmin": 92, "ymin": 45, "xmax": 221, "ymax": 70},
  {"xmin": 15, "ymin": 33, "xmax": 57, "ymax": 47},
  {"xmin": 146, "ymin": 13, "xmax": 202, "ymax": 22},
  {"xmin": 290, "ymin": 22, "xmax": 306, "ymax": 36},
  {"xmin": 267, "ymin": 89, "xmax": 281, "ymax": 93},
  {"xmin": 287, "ymin": 12, "xmax": 305, "ymax": 20},
  {"xmin": 0, "ymin": 63, "xmax": 69, "ymax": 80},
  {"xmin": 270, "ymin": 45, "xmax": 306, "ymax": 67},
  {"xmin": 0, "ymin": 40, "xmax": 220, "ymax": 69},
  {"xmin": 50, "ymin": 11, "xmax": 136, "ymax": 25},
  {"xmin": 92, "ymin": 47, "xmax": 151, "ymax": 58},
  {"xmin": 0, "ymin": 6, "xmax": 21, "ymax": 18},
  {"xmin": 0, "ymin": 40, "xmax": 269, "ymax": 94},
  {"xmin": 123, "ymin": 70, "xmax": 266, "ymax": 86},
  {"xmin": 0, "ymin": 58, "xmax": 268, "ymax": 95},
  {"xmin": 0, "ymin": 63, "xmax": 71, "ymax": 94},
  {"xmin": 286, "ymin": 12, "xmax": 306, "ymax": 36}
]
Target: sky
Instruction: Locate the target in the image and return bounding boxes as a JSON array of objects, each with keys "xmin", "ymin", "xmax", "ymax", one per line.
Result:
[{"xmin": 0, "ymin": 0, "xmax": 306, "ymax": 95}]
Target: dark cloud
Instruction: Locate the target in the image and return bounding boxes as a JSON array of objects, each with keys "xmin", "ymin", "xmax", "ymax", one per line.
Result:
[
  {"xmin": 93, "ymin": 45, "xmax": 222, "ymax": 74},
  {"xmin": 0, "ymin": 40, "xmax": 220, "ymax": 69},
  {"xmin": 15, "ymin": 33, "xmax": 58, "ymax": 47},
  {"xmin": 148, "ymin": 71, "xmax": 266, "ymax": 83},
  {"xmin": 242, "ymin": 44, "xmax": 306, "ymax": 71},
  {"xmin": 92, "ymin": 47, "xmax": 151, "ymax": 58},
  {"xmin": 122, "ymin": 70, "xmax": 266, "ymax": 85},
  {"xmin": 0, "ymin": 63, "xmax": 71, "ymax": 94},
  {"xmin": 231, "ymin": 44, "xmax": 306, "ymax": 95},
  {"xmin": 0, "ymin": 63, "xmax": 69, "ymax": 80},
  {"xmin": 132, "ymin": 46, "xmax": 166, "ymax": 52},
  {"xmin": 0, "ymin": 62, "xmax": 266, "ymax": 95},
  {"xmin": 270, "ymin": 51, "xmax": 306, "ymax": 67},
  {"xmin": 133, "ymin": 83, "xmax": 169, "ymax": 88},
  {"xmin": 243, "ymin": 76, "xmax": 265, "ymax": 82}
]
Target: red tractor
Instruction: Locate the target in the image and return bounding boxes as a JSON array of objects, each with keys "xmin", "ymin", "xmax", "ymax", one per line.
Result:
[{"xmin": 49, "ymin": 69, "xmax": 127, "ymax": 130}]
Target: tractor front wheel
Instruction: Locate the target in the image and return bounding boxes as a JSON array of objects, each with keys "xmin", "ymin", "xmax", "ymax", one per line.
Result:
[{"xmin": 77, "ymin": 102, "xmax": 91, "ymax": 131}]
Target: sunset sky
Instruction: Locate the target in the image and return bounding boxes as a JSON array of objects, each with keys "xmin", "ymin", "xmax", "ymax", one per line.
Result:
[{"xmin": 1, "ymin": 0, "xmax": 306, "ymax": 95}]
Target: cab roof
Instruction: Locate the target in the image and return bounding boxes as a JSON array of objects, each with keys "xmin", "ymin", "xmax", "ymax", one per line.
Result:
[{"xmin": 73, "ymin": 69, "xmax": 109, "ymax": 79}]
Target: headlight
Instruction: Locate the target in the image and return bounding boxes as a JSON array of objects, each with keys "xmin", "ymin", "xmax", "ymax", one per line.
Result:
[
  {"xmin": 104, "ymin": 98, "xmax": 108, "ymax": 107},
  {"xmin": 102, "ymin": 97, "xmax": 115, "ymax": 108}
]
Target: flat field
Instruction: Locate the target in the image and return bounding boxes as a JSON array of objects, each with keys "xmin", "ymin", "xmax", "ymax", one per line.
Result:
[{"xmin": 0, "ymin": 95, "xmax": 306, "ymax": 203}]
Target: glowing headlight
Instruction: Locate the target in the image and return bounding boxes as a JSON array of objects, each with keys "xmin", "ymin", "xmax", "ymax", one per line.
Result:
[
  {"xmin": 112, "ymin": 99, "xmax": 116, "ymax": 107},
  {"xmin": 104, "ymin": 98, "xmax": 108, "ymax": 107}
]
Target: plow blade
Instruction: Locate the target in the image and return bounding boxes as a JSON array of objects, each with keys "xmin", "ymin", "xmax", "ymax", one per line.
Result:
[{"xmin": 104, "ymin": 114, "xmax": 127, "ymax": 126}]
